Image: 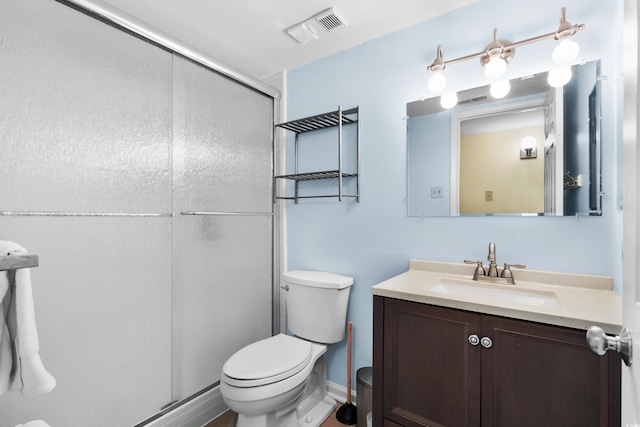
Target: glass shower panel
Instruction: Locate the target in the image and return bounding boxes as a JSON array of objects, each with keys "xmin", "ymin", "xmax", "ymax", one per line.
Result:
[
  {"xmin": 173, "ymin": 57, "xmax": 274, "ymax": 213},
  {"xmin": 0, "ymin": 1, "xmax": 276, "ymax": 424},
  {"xmin": 0, "ymin": 216, "xmax": 172, "ymax": 427},
  {"xmin": 0, "ymin": 1, "xmax": 173, "ymax": 426},
  {"xmin": 0, "ymin": 0, "xmax": 173, "ymax": 214},
  {"xmin": 171, "ymin": 214, "xmax": 272, "ymax": 398},
  {"xmin": 172, "ymin": 56, "xmax": 274, "ymax": 399}
]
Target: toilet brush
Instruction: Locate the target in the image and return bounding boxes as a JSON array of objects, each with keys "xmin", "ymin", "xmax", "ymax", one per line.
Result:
[{"xmin": 336, "ymin": 322, "xmax": 357, "ymax": 425}]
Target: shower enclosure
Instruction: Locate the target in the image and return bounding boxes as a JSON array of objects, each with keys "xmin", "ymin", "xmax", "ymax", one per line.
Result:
[{"xmin": 0, "ymin": 1, "xmax": 274, "ymax": 426}]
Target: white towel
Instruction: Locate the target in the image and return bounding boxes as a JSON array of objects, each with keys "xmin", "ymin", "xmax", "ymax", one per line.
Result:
[
  {"xmin": 0, "ymin": 241, "xmax": 55, "ymax": 397},
  {"xmin": 15, "ymin": 421, "xmax": 51, "ymax": 427}
]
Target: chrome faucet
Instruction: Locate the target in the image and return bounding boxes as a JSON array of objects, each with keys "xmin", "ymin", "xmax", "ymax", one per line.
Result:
[{"xmin": 465, "ymin": 242, "xmax": 526, "ymax": 285}]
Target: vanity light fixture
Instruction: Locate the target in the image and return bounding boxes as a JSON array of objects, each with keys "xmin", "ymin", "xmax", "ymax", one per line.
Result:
[
  {"xmin": 552, "ymin": 7, "xmax": 581, "ymax": 65},
  {"xmin": 427, "ymin": 45, "xmax": 447, "ymax": 93},
  {"xmin": 520, "ymin": 136, "xmax": 538, "ymax": 159},
  {"xmin": 427, "ymin": 7, "xmax": 584, "ymax": 97},
  {"xmin": 482, "ymin": 29, "xmax": 513, "ymax": 80}
]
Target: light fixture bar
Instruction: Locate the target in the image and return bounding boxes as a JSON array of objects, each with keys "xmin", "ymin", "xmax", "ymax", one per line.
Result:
[
  {"xmin": 432, "ymin": 24, "xmax": 584, "ymax": 70},
  {"xmin": 428, "ymin": 7, "xmax": 585, "ymax": 71}
]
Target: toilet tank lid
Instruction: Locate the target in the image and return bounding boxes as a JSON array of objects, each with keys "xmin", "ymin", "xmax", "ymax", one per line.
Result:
[{"xmin": 283, "ymin": 270, "xmax": 354, "ymax": 289}]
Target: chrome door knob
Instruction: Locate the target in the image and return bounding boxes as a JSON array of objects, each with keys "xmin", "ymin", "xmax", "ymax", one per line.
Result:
[
  {"xmin": 468, "ymin": 334, "xmax": 480, "ymax": 346},
  {"xmin": 586, "ymin": 326, "xmax": 632, "ymax": 366},
  {"xmin": 480, "ymin": 337, "xmax": 493, "ymax": 348}
]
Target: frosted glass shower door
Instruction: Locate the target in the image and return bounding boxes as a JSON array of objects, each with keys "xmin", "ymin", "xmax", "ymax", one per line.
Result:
[
  {"xmin": 172, "ymin": 57, "xmax": 274, "ymax": 399},
  {"xmin": 0, "ymin": 1, "xmax": 173, "ymax": 426}
]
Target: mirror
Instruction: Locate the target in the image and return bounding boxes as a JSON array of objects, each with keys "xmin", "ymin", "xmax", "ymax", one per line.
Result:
[{"xmin": 407, "ymin": 60, "xmax": 602, "ymax": 217}]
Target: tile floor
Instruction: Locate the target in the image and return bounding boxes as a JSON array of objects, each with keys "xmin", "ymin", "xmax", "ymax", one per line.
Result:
[{"xmin": 205, "ymin": 404, "xmax": 353, "ymax": 427}]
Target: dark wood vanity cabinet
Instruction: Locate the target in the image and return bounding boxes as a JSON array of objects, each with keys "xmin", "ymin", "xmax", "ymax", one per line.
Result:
[{"xmin": 373, "ymin": 296, "xmax": 621, "ymax": 427}]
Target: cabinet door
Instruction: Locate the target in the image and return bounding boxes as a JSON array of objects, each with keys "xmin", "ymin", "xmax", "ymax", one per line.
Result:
[
  {"xmin": 481, "ymin": 315, "xmax": 621, "ymax": 426},
  {"xmin": 381, "ymin": 298, "xmax": 482, "ymax": 426}
]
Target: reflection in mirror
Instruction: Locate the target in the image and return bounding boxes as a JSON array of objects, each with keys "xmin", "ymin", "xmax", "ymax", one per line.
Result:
[
  {"xmin": 407, "ymin": 60, "xmax": 602, "ymax": 217},
  {"xmin": 458, "ymin": 105, "xmax": 546, "ymax": 214}
]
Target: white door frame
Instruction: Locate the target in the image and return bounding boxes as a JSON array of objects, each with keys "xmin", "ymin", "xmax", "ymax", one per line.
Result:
[{"xmin": 622, "ymin": 0, "xmax": 640, "ymax": 423}]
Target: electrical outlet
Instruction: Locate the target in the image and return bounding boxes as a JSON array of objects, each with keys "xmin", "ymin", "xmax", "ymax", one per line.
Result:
[
  {"xmin": 430, "ymin": 186, "xmax": 443, "ymax": 198},
  {"xmin": 485, "ymin": 190, "xmax": 493, "ymax": 201}
]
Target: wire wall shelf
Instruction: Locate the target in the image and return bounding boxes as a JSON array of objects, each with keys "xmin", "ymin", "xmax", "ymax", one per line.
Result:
[{"xmin": 274, "ymin": 106, "xmax": 360, "ymax": 203}]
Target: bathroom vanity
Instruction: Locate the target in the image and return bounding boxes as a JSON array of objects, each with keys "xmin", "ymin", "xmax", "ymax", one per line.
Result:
[{"xmin": 372, "ymin": 260, "xmax": 622, "ymax": 426}]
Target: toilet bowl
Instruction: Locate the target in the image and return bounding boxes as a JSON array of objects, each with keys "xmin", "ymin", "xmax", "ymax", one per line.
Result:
[
  {"xmin": 221, "ymin": 334, "xmax": 333, "ymax": 427},
  {"xmin": 219, "ymin": 270, "xmax": 354, "ymax": 427}
]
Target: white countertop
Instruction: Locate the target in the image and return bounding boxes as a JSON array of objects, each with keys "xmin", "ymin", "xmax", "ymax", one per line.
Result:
[{"xmin": 372, "ymin": 260, "xmax": 622, "ymax": 334}]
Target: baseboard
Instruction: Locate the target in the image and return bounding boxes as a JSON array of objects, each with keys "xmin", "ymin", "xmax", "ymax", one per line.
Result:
[
  {"xmin": 141, "ymin": 385, "xmax": 228, "ymax": 427},
  {"xmin": 327, "ymin": 380, "xmax": 356, "ymax": 406}
]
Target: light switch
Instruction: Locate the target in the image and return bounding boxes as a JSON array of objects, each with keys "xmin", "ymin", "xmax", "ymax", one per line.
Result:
[{"xmin": 485, "ymin": 190, "xmax": 493, "ymax": 201}]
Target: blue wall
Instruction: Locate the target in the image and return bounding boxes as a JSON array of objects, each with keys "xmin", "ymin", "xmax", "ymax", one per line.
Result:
[{"xmin": 285, "ymin": 0, "xmax": 623, "ymax": 389}]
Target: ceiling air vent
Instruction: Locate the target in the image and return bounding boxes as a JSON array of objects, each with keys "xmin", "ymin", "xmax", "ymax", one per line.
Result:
[
  {"xmin": 287, "ymin": 23, "xmax": 319, "ymax": 44},
  {"xmin": 315, "ymin": 8, "xmax": 348, "ymax": 33}
]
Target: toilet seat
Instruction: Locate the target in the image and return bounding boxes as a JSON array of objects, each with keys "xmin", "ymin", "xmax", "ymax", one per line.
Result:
[{"xmin": 222, "ymin": 334, "xmax": 312, "ymax": 387}]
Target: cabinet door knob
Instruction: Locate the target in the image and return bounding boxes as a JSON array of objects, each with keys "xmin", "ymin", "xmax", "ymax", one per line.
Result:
[
  {"xmin": 468, "ymin": 334, "xmax": 480, "ymax": 346},
  {"xmin": 480, "ymin": 337, "xmax": 493, "ymax": 348}
]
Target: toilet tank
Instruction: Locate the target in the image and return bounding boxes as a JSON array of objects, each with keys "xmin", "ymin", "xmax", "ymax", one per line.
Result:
[{"xmin": 283, "ymin": 270, "xmax": 353, "ymax": 344}]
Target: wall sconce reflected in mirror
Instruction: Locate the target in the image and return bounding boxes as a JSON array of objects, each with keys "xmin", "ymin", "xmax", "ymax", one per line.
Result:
[
  {"xmin": 427, "ymin": 7, "xmax": 585, "ymax": 106},
  {"xmin": 520, "ymin": 136, "xmax": 538, "ymax": 159}
]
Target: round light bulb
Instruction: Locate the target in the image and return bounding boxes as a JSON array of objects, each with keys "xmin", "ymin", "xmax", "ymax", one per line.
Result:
[
  {"xmin": 552, "ymin": 39, "xmax": 580, "ymax": 66},
  {"xmin": 440, "ymin": 92, "xmax": 458, "ymax": 109},
  {"xmin": 548, "ymin": 66, "xmax": 572, "ymax": 87},
  {"xmin": 484, "ymin": 56, "xmax": 507, "ymax": 79},
  {"xmin": 428, "ymin": 71, "xmax": 447, "ymax": 93},
  {"xmin": 490, "ymin": 80, "xmax": 510, "ymax": 99},
  {"xmin": 521, "ymin": 136, "xmax": 537, "ymax": 150}
]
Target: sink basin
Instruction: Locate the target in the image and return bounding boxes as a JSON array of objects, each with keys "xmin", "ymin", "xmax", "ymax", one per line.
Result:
[{"xmin": 429, "ymin": 278, "xmax": 560, "ymax": 308}]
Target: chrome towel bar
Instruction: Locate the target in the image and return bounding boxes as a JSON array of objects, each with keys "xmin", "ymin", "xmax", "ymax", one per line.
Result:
[
  {"xmin": 0, "ymin": 211, "xmax": 172, "ymax": 217},
  {"xmin": 181, "ymin": 211, "xmax": 273, "ymax": 217}
]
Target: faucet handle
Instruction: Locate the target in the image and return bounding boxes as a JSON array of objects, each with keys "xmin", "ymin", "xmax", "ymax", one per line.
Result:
[
  {"xmin": 464, "ymin": 260, "xmax": 486, "ymax": 279},
  {"xmin": 501, "ymin": 263, "xmax": 526, "ymax": 279}
]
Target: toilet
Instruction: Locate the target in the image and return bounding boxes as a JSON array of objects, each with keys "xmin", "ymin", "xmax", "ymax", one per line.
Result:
[{"xmin": 220, "ymin": 270, "xmax": 353, "ymax": 427}]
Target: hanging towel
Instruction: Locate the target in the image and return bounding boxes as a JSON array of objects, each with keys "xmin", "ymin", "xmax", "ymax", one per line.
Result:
[
  {"xmin": 15, "ymin": 421, "xmax": 51, "ymax": 427},
  {"xmin": 16, "ymin": 420, "xmax": 51, "ymax": 427},
  {"xmin": 0, "ymin": 241, "xmax": 55, "ymax": 397}
]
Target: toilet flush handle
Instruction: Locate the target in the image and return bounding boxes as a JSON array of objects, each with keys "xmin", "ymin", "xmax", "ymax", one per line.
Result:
[{"xmin": 281, "ymin": 284, "xmax": 289, "ymax": 292}]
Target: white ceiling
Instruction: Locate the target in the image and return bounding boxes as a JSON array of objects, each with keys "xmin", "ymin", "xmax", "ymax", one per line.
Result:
[{"xmin": 95, "ymin": 0, "xmax": 478, "ymax": 81}]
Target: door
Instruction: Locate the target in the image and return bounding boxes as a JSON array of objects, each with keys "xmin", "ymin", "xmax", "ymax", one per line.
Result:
[
  {"xmin": 543, "ymin": 86, "xmax": 564, "ymax": 214},
  {"xmin": 171, "ymin": 56, "xmax": 274, "ymax": 400},
  {"xmin": 622, "ymin": 0, "xmax": 640, "ymax": 422}
]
